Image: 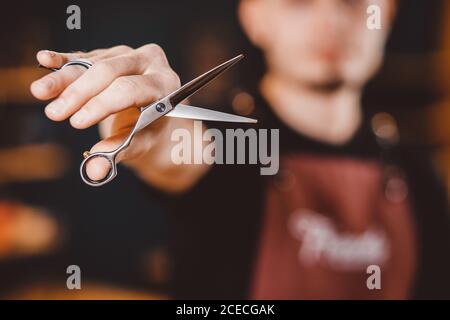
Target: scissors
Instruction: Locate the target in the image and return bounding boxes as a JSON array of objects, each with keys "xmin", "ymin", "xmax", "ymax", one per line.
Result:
[{"xmin": 41, "ymin": 54, "xmax": 257, "ymax": 187}]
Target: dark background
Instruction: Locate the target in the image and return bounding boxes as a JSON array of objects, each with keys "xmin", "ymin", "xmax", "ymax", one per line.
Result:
[{"xmin": 0, "ymin": 0, "xmax": 447, "ymax": 297}]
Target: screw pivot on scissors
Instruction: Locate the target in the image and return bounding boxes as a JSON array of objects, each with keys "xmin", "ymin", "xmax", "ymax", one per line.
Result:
[{"xmin": 46, "ymin": 54, "xmax": 256, "ymax": 187}]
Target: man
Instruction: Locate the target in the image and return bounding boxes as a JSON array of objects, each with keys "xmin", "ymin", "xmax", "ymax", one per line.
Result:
[{"xmin": 31, "ymin": 0, "xmax": 450, "ymax": 299}]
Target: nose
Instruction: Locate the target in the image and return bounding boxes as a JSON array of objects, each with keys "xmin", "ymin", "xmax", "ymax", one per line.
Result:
[{"xmin": 313, "ymin": 1, "xmax": 348, "ymax": 38}]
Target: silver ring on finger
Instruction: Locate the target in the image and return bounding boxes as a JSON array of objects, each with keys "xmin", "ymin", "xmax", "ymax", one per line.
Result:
[{"xmin": 60, "ymin": 59, "xmax": 93, "ymax": 70}]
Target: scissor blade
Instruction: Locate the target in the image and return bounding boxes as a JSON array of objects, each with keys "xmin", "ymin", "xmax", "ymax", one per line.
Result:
[
  {"xmin": 165, "ymin": 104, "xmax": 257, "ymax": 123},
  {"xmin": 169, "ymin": 54, "xmax": 244, "ymax": 107}
]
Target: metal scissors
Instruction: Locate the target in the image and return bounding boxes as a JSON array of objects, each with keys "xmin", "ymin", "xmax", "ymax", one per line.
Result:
[{"xmin": 42, "ymin": 54, "xmax": 256, "ymax": 187}]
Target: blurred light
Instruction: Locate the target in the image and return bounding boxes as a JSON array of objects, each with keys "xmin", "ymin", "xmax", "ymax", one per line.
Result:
[
  {"xmin": 384, "ymin": 166, "xmax": 409, "ymax": 203},
  {"xmin": 0, "ymin": 143, "xmax": 69, "ymax": 184},
  {"xmin": 6, "ymin": 282, "xmax": 166, "ymax": 300},
  {"xmin": 385, "ymin": 177, "xmax": 409, "ymax": 203},
  {"xmin": 231, "ymin": 91, "xmax": 255, "ymax": 116},
  {"xmin": 0, "ymin": 202, "xmax": 60, "ymax": 259},
  {"xmin": 371, "ymin": 112, "xmax": 400, "ymax": 145},
  {"xmin": 144, "ymin": 248, "xmax": 170, "ymax": 285}
]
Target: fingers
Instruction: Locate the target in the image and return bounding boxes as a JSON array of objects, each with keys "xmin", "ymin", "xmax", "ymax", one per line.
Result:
[
  {"xmin": 31, "ymin": 45, "xmax": 133, "ymax": 102},
  {"xmin": 36, "ymin": 46, "xmax": 132, "ymax": 69},
  {"xmin": 31, "ymin": 66, "xmax": 86, "ymax": 101},
  {"xmin": 32, "ymin": 44, "xmax": 179, "ymax": 132},
  {"xmin": 32, "ymin": 50, "xmax": 95, "ymax": 101},
  {"xmin": 69, "ymin": 74, "xmax": 163, "ymax": 129},
  {"xmin": 36, "ymin": 50, "xmax": 91, "ymax": 69},
  {"xmin": 44, "ymin": 53, "xmax": 148, "ymax": 123}
]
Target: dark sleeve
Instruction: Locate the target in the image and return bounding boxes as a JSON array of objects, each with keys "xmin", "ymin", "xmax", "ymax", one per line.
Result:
[
  {"xmin": 137, "ymin": 118, "xmax": 266, "ymax": 298},
  {"xmin": 140, "ymin": 160, "xmax": 263, "ymax": 299},
  {"xmin": 401, "ymin": 147, "xmax": 450, "ymax": 299}
]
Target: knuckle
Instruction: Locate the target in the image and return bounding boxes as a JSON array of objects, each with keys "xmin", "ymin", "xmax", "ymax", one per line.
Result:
[
  {"xmin": 142, "ymin": 72, "xmax": 162, "ymax": 88},
  {"xmin": 167, "ymin": 70, "xmax": 181, "ymax": 89},
  {"xmin": 62, "ymin": 85, "xmax": 82, "ymax": 103},
  {"xmin": 139, "ymin": 43, "xmax": 165, "ymax": 58},
  {"xmin": 88, "ymin": 48, "xmax": 104, "ymax": 56},
  {"xmin": 142, "ymin": 71, "xmax": 179, "ymax": 97},
  {"xmin": 114, "ymin": 76, "xmax": 138, "ymax": 94},
  {"xmin": 113, "ymin": 45, "xmax": 133, "ymax": 53},
  {"xmin": 91, "ymin": 60, "xmax": 115, "ymax": 75},
  {"xmin": 119, "ymin": 53, "xmax": 139, "ymax": 70},
  {"xmin": 157, "ymin": 70, "xmax": 181, "ymax": 92},
  {"xmin": 46, "ymin": 74, "xmax": 61, "ymax": 88},
  {"xmin": 72, "ymin": 50, "xmax": 86, "ymax": 57}
]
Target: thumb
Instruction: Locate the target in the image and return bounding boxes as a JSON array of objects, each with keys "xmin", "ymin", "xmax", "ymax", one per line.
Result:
[{"xmin": 84, "ymin": 128, "xmax": 156, "ymax": 182}]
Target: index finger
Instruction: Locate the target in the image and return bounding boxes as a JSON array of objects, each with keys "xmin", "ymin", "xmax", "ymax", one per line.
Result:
[
  {"xmin": 36, "ymin": 49, "xmax": 103, "ymax": 70},
  {"xmin": 31, "ymin": 46, "xmax": 133, "ymax": 102}
]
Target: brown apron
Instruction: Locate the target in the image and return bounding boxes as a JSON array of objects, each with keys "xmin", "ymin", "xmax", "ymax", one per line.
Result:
[{"xmin": 251, "ymin": 153, "xmax": 417, "ymax": 299}]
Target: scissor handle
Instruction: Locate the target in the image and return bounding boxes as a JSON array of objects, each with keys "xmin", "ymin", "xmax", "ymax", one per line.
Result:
[{"xmin": 80, "ymin": 151, "xmax": 118, "ymax": 187}]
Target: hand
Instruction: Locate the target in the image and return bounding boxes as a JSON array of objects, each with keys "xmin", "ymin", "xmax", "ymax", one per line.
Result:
[{"xmin": 30, "ymin": 44, "xmax": 181, "ymax": 181}]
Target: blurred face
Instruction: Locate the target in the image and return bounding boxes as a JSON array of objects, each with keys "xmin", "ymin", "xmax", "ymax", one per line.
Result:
[{"xmin": 240, "ymin": 0, "xmax": 394, "ymax": 91}]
